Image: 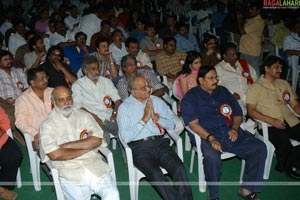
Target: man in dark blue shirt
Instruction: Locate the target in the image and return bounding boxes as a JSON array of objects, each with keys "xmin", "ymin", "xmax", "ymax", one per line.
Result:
[{"xmin": 181, "ymin": 66, "xmax": 266, "ymax": 200}]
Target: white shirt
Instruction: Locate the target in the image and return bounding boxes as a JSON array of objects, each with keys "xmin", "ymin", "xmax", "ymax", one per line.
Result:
[
  {"xmin": 39, "ymin": 108, "xmax": 110, "ymax": 182},
  {"xmin": 8, "ymin": 33, "xmax": 26, "ymax": 56},
  {"xmin": 72, "ymin": 76, "xmax": 121, "ymax": 121},
  {"xmin": 49, "ymin": 32, "xmax": 73, "ymax": 46},
  {"xmin": 78, "ymin": 13, "xmax": 102, "ymax": 45},
  {"xmin": 215, "ymin": 60, "xmax": 257, "ymax": 114},
  {"xmin": 136, "ymin": 50, "xmax": 153, "ymax": 69},
  {"xmin": 0, "ymin": 21, "xmax": 12, "ymax": 36},
  {"xmin": 109, "ymin": 42, "xmax": 128, "ymax": 65},
  {"xmin": 283, "ymin": 32, "xmax": 300, "ymax": 66},
  {"xmin": 64, "ymin": 15, "xmax": 80, "ymax": 32}
]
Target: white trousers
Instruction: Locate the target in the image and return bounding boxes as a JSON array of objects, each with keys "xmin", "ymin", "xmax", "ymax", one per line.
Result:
[{"xmin": 60, "ymin": 169, "xmax": 119, "ymax": 200}]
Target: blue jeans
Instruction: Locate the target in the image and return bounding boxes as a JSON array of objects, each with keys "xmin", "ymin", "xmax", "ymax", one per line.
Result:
[{"xmin": 128, "ymin": 137, "xmax": 193, "ymax": 200}]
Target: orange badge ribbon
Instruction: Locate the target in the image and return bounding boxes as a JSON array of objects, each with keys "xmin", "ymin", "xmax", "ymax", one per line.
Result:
[
  {"xmin": 80, "ymin": 129, "xmax": 88, "ymax": 140},
  {"xmin": 282, "ymin": 90, "xmax": 290, "ymax": 104},
  {"xmin": 103, "ymin": 96, "xmax": 113, "ymax": 108},
  {"xmin": 239, "ymin": 59, "xmax": 253, "ymax": 84},
  {"xmin": 16, "ymin": 81, "xmax": 25, "ymax": 92},
  {"xmin": 220, "ymin": 104, "xmax": 233, "ymax": 126}
]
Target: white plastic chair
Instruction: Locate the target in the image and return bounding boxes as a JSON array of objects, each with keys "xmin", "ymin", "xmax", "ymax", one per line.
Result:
[
  {"xmin": 119, "ymin": 130, "xmax": 183, "ymax": 200},
  {"xmin": 185, "ymin": 126, "xmax": 245, "ymax": 193},
  {"xmin": 46, "ymin": 146, "xmax": 116, "ymax": 200},
  {"xmin": 254, "ymin": 116, "xmax": 300, "ymax": 180},
  {"xmin": 6, "ymin": 128, "xmax": 22, "ymax": 188},
  {"xmin": 161, "ymin": 93, "xmax": 185, "ymax": 147},
  {"xmin": 172, "ymin": 80, "xmax": 192, "ymax": 151},
  {"xmin": 157, "ymin": 75, "xmax": 172, "ymax": 97},
  {"xmin": 253, "ymin": 119, "xmax": 275, "ymax": 180},
  {"xmin": 290, "ymin": 55, "xmax": 300, "ymax": 91},
  {"xmin": 23, "ymin": 132, "xmax": 41, "ymax": 191}
]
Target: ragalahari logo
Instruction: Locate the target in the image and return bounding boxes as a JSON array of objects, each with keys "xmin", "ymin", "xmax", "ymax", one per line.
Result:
[{"xmin": 263, "ymin": 0, "xmax": 300, "ymax": 8}]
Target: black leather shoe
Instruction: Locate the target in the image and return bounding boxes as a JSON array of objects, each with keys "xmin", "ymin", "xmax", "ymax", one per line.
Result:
[{"xmin": 287, "ymin": 167, "xmax": 300, "ymax": 179}]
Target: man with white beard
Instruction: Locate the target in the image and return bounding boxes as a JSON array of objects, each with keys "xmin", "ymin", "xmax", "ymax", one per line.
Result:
[
  {"xmin": 71, "ymin": 55, "xmax": 121, "ymax": 145},
  {"xmin": 39, "ymin": 86, "xmax": 120, "ymax": 200}
]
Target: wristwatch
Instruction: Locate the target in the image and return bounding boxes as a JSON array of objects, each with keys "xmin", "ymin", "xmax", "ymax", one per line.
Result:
[{"xmin": 113, "ymin": 111, "xmax": 117, "ymax": 115}]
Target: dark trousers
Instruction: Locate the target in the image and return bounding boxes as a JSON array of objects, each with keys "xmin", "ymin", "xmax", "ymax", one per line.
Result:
[
  {"xmin": 201, "ymin": 133, "xmax": 266, "ymax": 199},
  {"xmin": 267, "ymin": 123, "xmax": 300, "ymax": 170},
  {"xmin": 128, "ymin": 137, "xmax": 193, "ymax": 200},
  {"xmin": 0, "ymin": 137, "xmax": 23, "ymax": 190}
]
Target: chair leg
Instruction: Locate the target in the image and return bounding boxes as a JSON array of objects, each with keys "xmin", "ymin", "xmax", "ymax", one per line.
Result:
[
  {"xmin": 16, "ymin": 168, "xmax": 22, "ymax": 188},
  {"xmin": 112, "ymin": 139, "xmax": 117, "ymax": 150},
  {"xmin": 185, "ymin": 131, "xmax": 191, "ymax": 151},
  {"xmin": 239, "ymin": 160, "xmax": 245, "ymax": 184},
  {"xmin": 189, "ymin": 148, "xmax": 195, "ymax": 173},
  {"xmin": 31, "ymin": 154, "xmax": 41, "ymax": 191},
  {"xmin": 263, "ymin": 144, "xmax": 275, "ymax": 180},
  {"xmin": 198, "ymin": 158, "xmax": 206, "ymax": 193}
]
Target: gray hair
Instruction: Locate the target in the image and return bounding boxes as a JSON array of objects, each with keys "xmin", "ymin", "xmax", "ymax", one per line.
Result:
[
  {"xmin": 128, "ymin": 75, "xmax": 146, "ymax": 91},
  {"xmin": 81, "ymin": 55, "xmax": 98, "ymax": 71},
  {"xmin": 120, "ymin": 54, "xmax": 137, "ymax": 69}
]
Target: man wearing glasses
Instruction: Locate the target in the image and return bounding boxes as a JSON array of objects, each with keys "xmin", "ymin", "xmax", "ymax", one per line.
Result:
[
  {"xmin": 15, "ymin": 68, "xmax": 53, "ymax": 151},
  {"xmin": 181, "ymin": 66, "xmax": 266, "ymax": 200},
  {"xmin": 117, "ymin": 75, "xmax": 192, "ymax": 200}
]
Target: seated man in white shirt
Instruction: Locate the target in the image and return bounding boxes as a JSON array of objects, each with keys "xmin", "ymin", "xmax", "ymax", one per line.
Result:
[
  {"xmin": 40, "ymin": 86, "xmax": 119, "ymax": 200},
  {"xmin": 125, "ymin": 37, "xmax": 153, "ymax": 71},
  {"xmin": 71, "ymin": 55, "xmax": 121, "ymax": 145},
  {"xmin": 215, "ymin": 42, "xmax": 257, "ymax": 115}
]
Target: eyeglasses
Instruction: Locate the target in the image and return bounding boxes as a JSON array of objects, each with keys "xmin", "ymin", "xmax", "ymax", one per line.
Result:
[
  {"xmin": 204, "ymin": 75, "xmax": 219, "ymax": 81},
  {"xmin": 133, "ymin": 85, "xmax": 152, "ymax": 91}
]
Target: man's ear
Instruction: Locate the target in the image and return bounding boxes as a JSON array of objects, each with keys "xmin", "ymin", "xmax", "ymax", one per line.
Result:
[
  {"xmin": 198, "ymin": 77, "xmax": 204, "ymax": 85},
  {"xmin": 29, "ymin": 79, "xmax": 35, "ymax": 87}
]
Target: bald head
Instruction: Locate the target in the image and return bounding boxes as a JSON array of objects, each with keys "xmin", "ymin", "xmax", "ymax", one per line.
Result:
[
  {"xmin": 129, "ymin": 76, "xmax": 151, "ymax": 101},
  {"xmin": 51, "ymin": 86, "xmax": 73, "ymax": 108}
]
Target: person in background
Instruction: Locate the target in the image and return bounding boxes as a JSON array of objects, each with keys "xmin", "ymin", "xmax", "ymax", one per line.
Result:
[
  {"xmin": 200, "ymin": 33, "xmax": 221, "ymax": 67},
  {"xmin": 40, "ymin": 45, "xmax": 76, "ymax": 88},
  {"xmin": 175, "ymin": 51, "xmax": 201, "ymax": 99},
  {"xmin": 63, "ymin": 32, "xmax": 94, "ymax": 73},
  {"xmin": 237, "ymin": 1, "xmax": 265, "ymax": 76}
]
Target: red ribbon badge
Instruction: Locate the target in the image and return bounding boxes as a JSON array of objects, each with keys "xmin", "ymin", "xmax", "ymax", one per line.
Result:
[
  {"xmin": 104, "ymin": 68, "xmax": 111, "ymax": 78},
  {"xmin": 239, "ymin": 59, "xmax": 253, "ymax": 84},
  {"xmin": 16, "ymin": 81, "xmax": 25, "ymax": 92},
  {"xmin": 220, "ymin": 104, "xmax": 232, "ymax": 126},
  {"xmin": 103, "ymin": 96, "xmax": 113, "ymax": 108},
  {"xmin": 216, "ymin": 53, "xmax": 222, "ymax": 61},
  {"xmin": 153, "ymin": 119, "xmax": 165, "ymax": 134},
  {"xmin": 178, "ymin": 59, "xmax": 185, "ymax": 67},
  {"xmin": 155, "ymin": 42, "xmax": 162, "ymax": 50},
  {"xmin": 282, "ymin": 90, "xmax": 290, "ymax": 104},
  {"xmin": 80, "ymin": 129, "xmax": 88, "ymax": 140}
]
